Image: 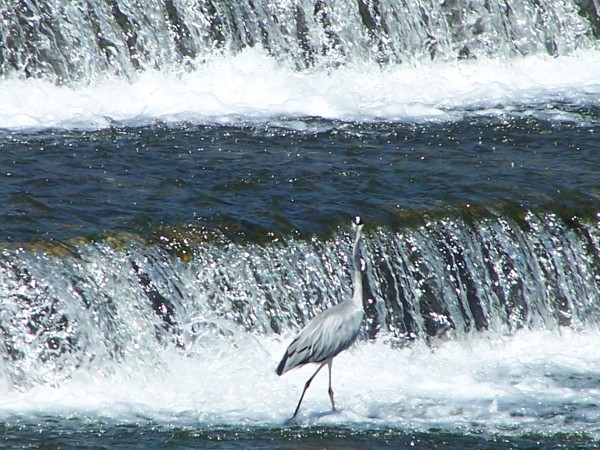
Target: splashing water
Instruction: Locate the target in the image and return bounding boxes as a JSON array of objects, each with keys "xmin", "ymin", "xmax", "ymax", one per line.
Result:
[
  {"xmin": 2, "ymin": 0, "xmax": 600, "ymax": 447},
  {"xmin": 1, "ymin": 0, "xmax": 597, "ymax": 81},
  {"xmin": 2, "ymin": 47, "xmax": 600, "ymax": 130},
  {"xmin": 0, "ymin": 212, "xmax": 599, "ymax": 435}
]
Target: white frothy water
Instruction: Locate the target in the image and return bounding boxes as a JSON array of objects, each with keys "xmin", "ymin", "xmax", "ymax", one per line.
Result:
[
  {"xmin": 1, "ymin": 217, "xmax": 599, "ymax": 438},
  {"xmin": 2, "ymin": 326, "xmax": 600, "ymax": 438},
  {"xmin": 2, "ymin": 48, "xmax": 600, "ymax": 131}
]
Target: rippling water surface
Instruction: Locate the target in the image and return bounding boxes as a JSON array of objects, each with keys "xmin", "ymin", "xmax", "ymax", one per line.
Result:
[
  {"xmin": 1, "ymin": 115, "xmax": 599, "ymax": 243},
  {"xmin": 2, "ymin": 0, "xmax": 600, "ymax": 448}
]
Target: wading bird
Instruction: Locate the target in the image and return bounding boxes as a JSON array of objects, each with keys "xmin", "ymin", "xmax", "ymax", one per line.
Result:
[{"xmin": 276, "ymin": 216, "xmax": 365, "ymax": 419}]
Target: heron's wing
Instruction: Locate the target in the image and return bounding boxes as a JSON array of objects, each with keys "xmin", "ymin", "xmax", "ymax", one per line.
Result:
[{"xmin": 276, "ymin": 301, "xmax": 363, "ymax": 375}]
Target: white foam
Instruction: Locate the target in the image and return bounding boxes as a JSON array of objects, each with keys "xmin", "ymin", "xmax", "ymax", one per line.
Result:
[
  {"xmin": 2, "ymin": 48, "xmax": 600, "ymax": 130},
  {"xmin": 2, "ymin": 326, "xmax": 600, "ymax": 438}
]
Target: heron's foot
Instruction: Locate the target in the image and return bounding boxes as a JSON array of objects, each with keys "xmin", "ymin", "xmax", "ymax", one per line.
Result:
[{"xmin": 283, "ymin": 415, "xmax": 300, "ymax": 426}]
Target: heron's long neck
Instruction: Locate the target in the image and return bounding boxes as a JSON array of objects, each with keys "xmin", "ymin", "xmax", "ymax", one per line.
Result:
[{"xmin": 350, "ymin": 228, "xmax": 363, "ymax": 308}]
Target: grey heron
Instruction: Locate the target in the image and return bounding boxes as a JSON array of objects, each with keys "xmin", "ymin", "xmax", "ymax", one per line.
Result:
[{"xmin": 276, "ymin": 216, "xmax": 365, "ymax": 419}]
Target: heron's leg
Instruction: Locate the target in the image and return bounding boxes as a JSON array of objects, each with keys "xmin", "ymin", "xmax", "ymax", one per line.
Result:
[
  {"xmin": 327, "ymin": 359, "xmax": 336, "ymax": 411},
  {"xmin": 292, "ymin": 363, "xmax": 326, "ymax": 418}
]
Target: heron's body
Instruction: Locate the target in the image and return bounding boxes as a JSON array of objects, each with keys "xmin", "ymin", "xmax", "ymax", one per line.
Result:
[
  {"xmin": 276, "ymin": 216, "xmax": 365, "ymax": 418},
  {"xmin": 276, "ymin": 279, "xmax": 363, "ymax": 376}
]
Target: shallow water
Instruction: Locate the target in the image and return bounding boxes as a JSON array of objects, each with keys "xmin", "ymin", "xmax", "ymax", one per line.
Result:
[{"xmin": 3, "ymin": 330, "xmax": 600, "ymax": 448}]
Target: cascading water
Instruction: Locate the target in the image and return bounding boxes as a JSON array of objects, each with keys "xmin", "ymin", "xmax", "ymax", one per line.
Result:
[
  {"xmin": 367, "ymin": 211, "xmax": 600, "ymax": 340},
  {"xmin": 1, "ymin": 210, "xmax": 598, "ymax": 391},
  {"xmin": 2, "ymin": 0, "xmax": 600, "ymax": 446},
  {"xmin": 1, "ymin": 0, "xmax": 598, "ymax": 81}
]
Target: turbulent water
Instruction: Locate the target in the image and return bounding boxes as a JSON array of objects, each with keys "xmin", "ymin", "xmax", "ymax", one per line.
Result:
[
  {"xmin": 2, "ymin": 0, "xmax": 600, "ymax": 448},
  {"xmin": 2, "ymin": 0, "xmax": 598, "ymax": 80}
]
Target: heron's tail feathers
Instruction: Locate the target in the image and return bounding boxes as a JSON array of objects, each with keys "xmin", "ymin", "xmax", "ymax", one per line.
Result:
[{"xmin": 276, "ymin": 352, "xmax": 288, "ymax": 376}]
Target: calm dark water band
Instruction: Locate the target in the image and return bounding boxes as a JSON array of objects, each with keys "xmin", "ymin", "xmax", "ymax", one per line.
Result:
[
  {"xmin": 2, "ymin": 419, "xmax": 599, "ymax": 449},
  {"xmin": 1, "ymin": 116, "xmax": 599, "ymax": 244}
]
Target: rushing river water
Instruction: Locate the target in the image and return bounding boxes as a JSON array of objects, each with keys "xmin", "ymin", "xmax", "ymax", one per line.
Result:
[{"xmin": 1, "ymin": 0, "xmax": 600, "ymax": 448}]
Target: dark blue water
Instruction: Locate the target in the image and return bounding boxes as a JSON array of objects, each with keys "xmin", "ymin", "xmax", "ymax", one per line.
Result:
[
  {"xmin": 2, "ymin": 418, "xmax": 599, "ymax": 449},
  {"xmin": 1, "ymin": 116, "xmax": 599, "ymax": 244}
]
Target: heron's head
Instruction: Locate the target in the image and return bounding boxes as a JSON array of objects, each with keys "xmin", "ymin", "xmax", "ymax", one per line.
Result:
[{"xmin": 353, "ymin": 216, "xmax": 364, "ymax": 234}]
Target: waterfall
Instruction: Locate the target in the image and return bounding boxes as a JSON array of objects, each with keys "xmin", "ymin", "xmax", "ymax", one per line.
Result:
[
  {"xmin": 1, "ymin": 0, "xmax": 598, "ymax": 82},
  {"xmin": 1, "ymin": 210, "xmax": 599, "ymax": 388},
  {"xmin": 366, "ymin": 211, "xmax": 600, "ymax": 341}
]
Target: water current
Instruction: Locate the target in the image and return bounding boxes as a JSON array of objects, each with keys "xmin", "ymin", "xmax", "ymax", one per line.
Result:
[{"xmin": 1, "ymin": 0, "xmax": 600, "ymax": 448}]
